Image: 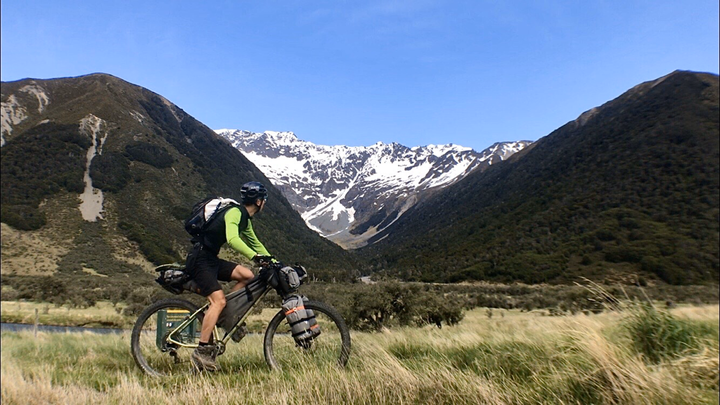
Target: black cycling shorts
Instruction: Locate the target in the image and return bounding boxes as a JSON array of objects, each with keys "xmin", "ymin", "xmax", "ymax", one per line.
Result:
[{"xmin": 186, "ymin": 245, "xmax": 237, "ymax": 297}]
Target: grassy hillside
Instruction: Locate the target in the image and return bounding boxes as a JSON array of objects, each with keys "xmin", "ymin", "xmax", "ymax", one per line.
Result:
[
  {"xmin": 362, "ymin": 71, "xmax": 719, "ymax": 286},
  {"xmin": 1, "ymin": 74, "xmax": 356, "ymax": 287}
]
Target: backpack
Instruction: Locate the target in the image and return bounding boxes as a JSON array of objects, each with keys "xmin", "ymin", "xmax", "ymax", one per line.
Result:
[{"xmin": 184, "ymin": 197, "xmax": 241, "ymax": 237}]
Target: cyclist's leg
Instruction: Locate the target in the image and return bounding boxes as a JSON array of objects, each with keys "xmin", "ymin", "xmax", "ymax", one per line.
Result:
[
  {"xmin": 190, "ymin": 252, "xmax": 227, "ymax": 343},
  {"xmin": 200, "ymin": 290, "xmax": 226, "ymax": 343},
  {"xmin": 216, "ymin": 260, "xmax": 252, "ymax": 342},
  {"xmin": 217, "ymin": 259, "xmax": 253, "ymax": 292},
  {"xmin": 230, "ymin": 265, "xmax": 254, "ymax": 291},
  {"xmin": 194, "ymin": 289, "xmax": 224, "ymax": 371}
]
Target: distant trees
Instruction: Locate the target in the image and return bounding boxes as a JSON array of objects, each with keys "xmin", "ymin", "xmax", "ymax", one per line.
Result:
[
  {"xmin": 1, "ymin": 123, "xmax": 90, "ymax": 230},
  {"xmin": 339, "ymin": 282, "xmax": 465, "ymax": 331}
]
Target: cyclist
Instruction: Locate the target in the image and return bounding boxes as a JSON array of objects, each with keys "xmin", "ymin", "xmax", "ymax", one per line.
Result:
[{"xmin": 186, "ymin": 181, "xmax": 274, "ymax": 371}]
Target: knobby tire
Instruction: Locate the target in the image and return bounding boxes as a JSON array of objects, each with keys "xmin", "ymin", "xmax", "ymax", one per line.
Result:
[
  {"xmin": 130, "ymin": 298, "xmax": 201, "ymax": 377},
  {"xmin": 263, "ymin": 300, "xmax": 351, "ymax": 371}
]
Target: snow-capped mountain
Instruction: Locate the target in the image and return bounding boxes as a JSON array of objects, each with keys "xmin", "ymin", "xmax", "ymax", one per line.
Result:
[{"xmin": 217, "ymin": 129, "xmax": 532, "ymax": 248}]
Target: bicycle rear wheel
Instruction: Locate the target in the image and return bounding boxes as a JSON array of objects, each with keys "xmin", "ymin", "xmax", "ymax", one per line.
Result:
[
  {"xmin": 264, "ymin": 300, "xmax": 351, "ymax": 371},
  {"xmin": 130, "ymin": 298, "xmax": 203, "ymax": 377}
]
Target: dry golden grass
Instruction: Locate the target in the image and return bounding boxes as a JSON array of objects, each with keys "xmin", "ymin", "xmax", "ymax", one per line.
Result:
[
  {"xmin": 1, "ymin": 306, "xmax": 718, "ymax": 404},
  {"xmin": 0, "ymin": 223, "xmax": 69, "ymax": 276}
]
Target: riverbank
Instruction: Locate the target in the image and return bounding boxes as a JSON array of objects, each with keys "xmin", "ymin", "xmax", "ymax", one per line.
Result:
[
  {"xmin": 1, "ymin": 322, "xmax": 126, "ymax": 334},
  {"xmin": 1, "ymin": 300, "xmax": 133, "ymax": 329}
]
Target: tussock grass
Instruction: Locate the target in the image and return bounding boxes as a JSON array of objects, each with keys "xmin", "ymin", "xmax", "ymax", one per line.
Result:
[
  {"xmin": 2, "ymin": 306, "xmax": 718, "ymax": 404},
  {"xmin": 624, "ymin": 304, "xmax": 718, "ymax": 363}
]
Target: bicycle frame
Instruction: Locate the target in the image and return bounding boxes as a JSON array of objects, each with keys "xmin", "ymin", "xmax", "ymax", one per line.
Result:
[
  {"xmin": 132, "ymin": 263, "xmax": 351, "ymax": 376},
  {"xmin": 164, "ymin": 274, "xmax": 274, "ymax": 349}
]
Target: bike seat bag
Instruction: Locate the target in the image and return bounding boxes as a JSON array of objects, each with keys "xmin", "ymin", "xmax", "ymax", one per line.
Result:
[{"xmin": 154, "ymin": 263, "xmax": 190, "ymax": 295}]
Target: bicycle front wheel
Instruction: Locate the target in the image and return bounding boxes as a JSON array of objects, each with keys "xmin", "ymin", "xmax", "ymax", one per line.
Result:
[
  {"xmin": 130, "ymin": 298, "xmax": 203, "ymax": 377},
  {"xmin": 264, "ymin": 300, "xmax": 351, "ymax": 371}
]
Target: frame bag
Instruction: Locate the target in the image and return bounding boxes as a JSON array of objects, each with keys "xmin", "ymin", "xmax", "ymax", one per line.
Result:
[{"xmin": 217, "ymin": 275, "xmax": 269, "ymax": 334}]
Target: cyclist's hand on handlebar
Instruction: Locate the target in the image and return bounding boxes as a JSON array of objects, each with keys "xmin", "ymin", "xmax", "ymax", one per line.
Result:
[{"xmin": 253, "ymin": 255, "xmax": 275, "ymax": 265}]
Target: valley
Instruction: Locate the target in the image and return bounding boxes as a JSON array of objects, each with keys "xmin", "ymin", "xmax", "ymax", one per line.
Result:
[
  {"xmin": 218, "ymin": 129, "xmax": 531, "ymax": 248},
  {"xmin": 1, "ymin": 70, "xmax": 718, "ymax": 288}
]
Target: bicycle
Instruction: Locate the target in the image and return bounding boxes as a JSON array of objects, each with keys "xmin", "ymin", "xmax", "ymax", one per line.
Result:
[{"xmin": 130, "ymin": 257, "xmax": 351, "ymax": 377}]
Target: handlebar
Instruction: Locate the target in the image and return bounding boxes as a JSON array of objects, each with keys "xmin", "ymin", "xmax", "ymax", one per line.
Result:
[{"xmin": 253, "ymin": 255, "xmax": 277, "ymax": 267}]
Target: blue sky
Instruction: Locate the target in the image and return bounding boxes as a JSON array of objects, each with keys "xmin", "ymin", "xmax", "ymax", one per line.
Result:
[{"xmin": 2, "ymin": 1, "xmax": 718, "ymax": 151}]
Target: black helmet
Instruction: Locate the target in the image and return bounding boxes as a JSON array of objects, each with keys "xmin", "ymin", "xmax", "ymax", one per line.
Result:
[{"xmin": 240, "ymin": 181, "xmax": 268, "ymax": 204}]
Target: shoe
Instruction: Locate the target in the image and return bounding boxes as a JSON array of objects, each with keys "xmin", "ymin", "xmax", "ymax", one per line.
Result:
[
  {"xmin": 192, "ymin": 344, "xmax": 218, "ymax": 372},
  {"xmin": 231, "ymin": 323, "xmax": 248, "ymax": 343}
]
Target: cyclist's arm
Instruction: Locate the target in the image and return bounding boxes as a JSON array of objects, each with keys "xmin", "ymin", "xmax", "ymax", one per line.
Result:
[
  {"xmin": 241, "ymin": 219, "xmax": 272, "ymax": 258},
  {"xmin": 224, "ymin": 207, "xmax": 260, "ymax": 260}
]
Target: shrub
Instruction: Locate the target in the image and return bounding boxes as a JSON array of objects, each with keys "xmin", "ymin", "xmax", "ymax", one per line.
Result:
[
  {"xmin": 124, "ymin": 143, "xmax": 173, "ymax": 168},
  {"xmin": 623, "ymin": 304, "xmax": 712, "ymax": 363},
  {"xmin": 122, "ymin": 303, "xmax": 146, "ymax": 317},
  {"xmin": 0, "ymin": 204, "xmax": 47, "ymax": 230},
  {"xmin": 1, "ymin": 122, "xmax": 89, "ymax": 212},
  {"xmin": 89, "ymin": 152, "xmax": 131, "ymax": 192},
  {"xmin": 341, "ymin": 282, "xmax": 467, "ymax": 331}
]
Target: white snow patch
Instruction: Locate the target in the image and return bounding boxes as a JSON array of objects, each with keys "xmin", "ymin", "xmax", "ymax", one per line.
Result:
[
  {"xmin": 78, "ymin": 115, "xmax": 109, "ymax": 221},
  {"xmin": 242, "ymin": 151, "xmax": 310, "ymax": 183}
]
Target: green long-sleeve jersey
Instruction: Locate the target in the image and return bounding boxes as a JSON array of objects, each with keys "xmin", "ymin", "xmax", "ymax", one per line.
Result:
[
  {"xmin": 224, "ymin": 207, "xmax": 271, "ymax": 259},
  {"xmin": 201, "ymin": 206, "xmax": 271, "ymax": 259}
]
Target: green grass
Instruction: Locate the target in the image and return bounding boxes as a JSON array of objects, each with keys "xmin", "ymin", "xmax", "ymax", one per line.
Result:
[
  {"xmin": 2, "ymin": 305, "xmax": 718, "ymax": 404},
  {"xmin": 624, "ymin": 303, "xmax": 719, "ymax": 364}
]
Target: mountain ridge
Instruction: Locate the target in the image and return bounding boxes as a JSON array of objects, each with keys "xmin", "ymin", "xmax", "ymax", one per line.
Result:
[
  {"xmin": 361, "ymin": 70, "xmax": 719, "ymax": 285},
  {"xmin": 217, "ymin": 129, "xmax": 531, "ymax": 248},
  {"xmin": 1, "ymin": 73, "xmax": 356, "ymax": 285},
  {"xmin": 2, "ymin": 70, "xmax": 716, "ymax": 290}
]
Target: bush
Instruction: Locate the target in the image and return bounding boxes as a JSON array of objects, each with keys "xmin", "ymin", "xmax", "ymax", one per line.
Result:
[
  {"xmin": 124, "ymin": 143, "xmax": 173, "ymax": 168},
  {"xmin": 623, "ymin": 304, "xmax": 713, "ymax": 363},
  {"xmin": 0, "ymin": 204, "xmax": 47, "ymax": 230},
  {"xmin": 1, "ymin": 122, "xmax": 89, "ymax": 213},
  {"xmin": 122, "ymin": 303, "xmax": 147, "ymax": 317},
  {"xmin": 89, "ymin": 152, "xmax": 131, "ymax": 192},
  {"xmin": 341, "ymin": 282, "xmax": 466, "ymax": 331},
  {"xmin": 413, "ymin": 292, "xmax": 465, "ymax": 327}
]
